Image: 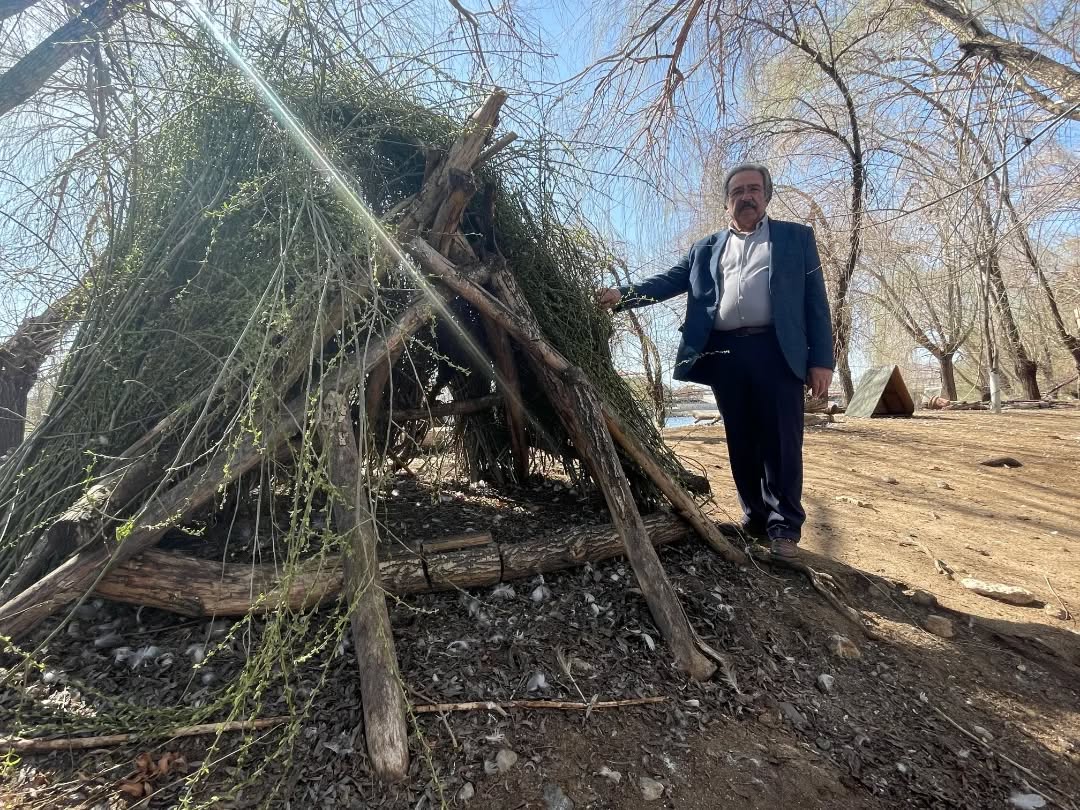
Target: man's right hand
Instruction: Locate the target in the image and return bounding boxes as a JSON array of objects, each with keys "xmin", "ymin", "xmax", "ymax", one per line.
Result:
[{"xmin": 596, "ymin": 288, "xmax": 622, "ymax": 310}]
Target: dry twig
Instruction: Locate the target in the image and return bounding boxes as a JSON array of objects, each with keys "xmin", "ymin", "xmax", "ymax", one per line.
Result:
[
  {"xmin": 413, "ymin": 696, "xmax": 667, "ymax": 715},
  {"xmin": 1, "ymin": 717, "xmax": 289, "ymax": 753}
]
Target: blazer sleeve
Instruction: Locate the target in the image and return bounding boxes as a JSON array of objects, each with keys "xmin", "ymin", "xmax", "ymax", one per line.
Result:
[
  {"xmin": 615, "ymin": 249, "xmax": 692, "ymax": 311},
  {"xmin": 804, "ymin": 227, "xmax": 835, "ymax": 371}
]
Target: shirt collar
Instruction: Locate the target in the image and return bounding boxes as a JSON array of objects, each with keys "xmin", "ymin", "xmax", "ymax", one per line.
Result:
[{"xmin": 729, "ymin": 214, "xmax": 769, "ymax": 236}]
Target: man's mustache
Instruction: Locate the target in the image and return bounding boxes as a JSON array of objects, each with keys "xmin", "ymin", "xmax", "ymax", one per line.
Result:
[{"xmin": 737, "ymin": 200, "xmax": 758, "ymax": 211}]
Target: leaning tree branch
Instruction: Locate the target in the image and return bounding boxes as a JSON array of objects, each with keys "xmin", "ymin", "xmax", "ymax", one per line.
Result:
[
  {"xmin": 914, "ymin": 0, "xmax": 1080, "ymax": 121},
  {"xmin": 0, "ymin": 0, "xmax": 135, "ymax": 119}
]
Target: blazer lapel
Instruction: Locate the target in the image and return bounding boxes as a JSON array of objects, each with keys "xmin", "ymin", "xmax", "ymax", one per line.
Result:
[
  {"xmin": 708, "ymin": 229, "xmax": 729, "ymax": 307},
  {"xmin": 768, "ymin": 219, "xmax": 788, "ymax": 299}
]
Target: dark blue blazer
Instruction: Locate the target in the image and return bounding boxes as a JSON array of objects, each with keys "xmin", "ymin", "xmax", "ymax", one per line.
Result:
[{"xmin": 618, "ymin": 218, "xmax": 834, "ymax": 384}]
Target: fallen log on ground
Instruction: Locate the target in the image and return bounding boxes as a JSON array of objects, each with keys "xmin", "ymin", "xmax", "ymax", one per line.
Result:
[{"xmin": 92, "ymin": 513, "xmax": 692, "ymax": 617}]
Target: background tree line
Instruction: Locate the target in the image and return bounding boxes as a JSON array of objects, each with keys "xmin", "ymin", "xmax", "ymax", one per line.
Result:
[{"xmin": 1, "ymin": 0, "xmax": 1078, "ymax": 455}]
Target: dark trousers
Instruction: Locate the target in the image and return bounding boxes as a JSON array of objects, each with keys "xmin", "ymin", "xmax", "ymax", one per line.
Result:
[{"xmin": 702, "ymin": 329, "xmax": 805, "ymax": 541}]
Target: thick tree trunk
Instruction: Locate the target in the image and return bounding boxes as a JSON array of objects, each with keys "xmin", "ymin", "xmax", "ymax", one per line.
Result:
[
  {"xmin": 321, "ymin": 390, "xmax": 409, "ymax": 783},
  {"xmin": 980, "ymin": 203, "xmax": 1040, "ymax": 401},
  {"xmin": 91, "ymin": 513, "xmax": 691, "ymax": 616},
  {"xmin": 937, "ymin": 351, "xmax": 958, "ymax": 402}
]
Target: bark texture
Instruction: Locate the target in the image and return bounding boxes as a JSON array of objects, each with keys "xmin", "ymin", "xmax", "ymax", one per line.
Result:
[{"xmin": 92, "ymin": 515, "xmax": 691, "ymax": 616}]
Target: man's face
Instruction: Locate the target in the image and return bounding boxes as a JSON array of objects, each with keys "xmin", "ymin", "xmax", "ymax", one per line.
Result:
[{"xmin": 725, "ymin": 169, "xmax": 768, "ymax": 231}]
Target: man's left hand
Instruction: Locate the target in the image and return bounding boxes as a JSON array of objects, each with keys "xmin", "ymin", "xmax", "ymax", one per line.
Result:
[{"xmin": 807, "ymin": 367, "xmax": 833, "ymax": 400}]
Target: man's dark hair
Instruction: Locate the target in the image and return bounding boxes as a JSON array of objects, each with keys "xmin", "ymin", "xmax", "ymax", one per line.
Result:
[{"xmin": 723, "ymin": 163, "xmax": 773, "ymax": 202}]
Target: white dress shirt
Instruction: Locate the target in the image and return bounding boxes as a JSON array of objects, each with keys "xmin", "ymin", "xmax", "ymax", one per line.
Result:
[{"xmin": 714, "ymin": 216, "xmax": 772, "ymax": 330}]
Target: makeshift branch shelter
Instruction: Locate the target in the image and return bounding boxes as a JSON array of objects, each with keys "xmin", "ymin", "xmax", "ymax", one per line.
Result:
[{"xmin": 0, "ymin": 67, "xmax": 744, "ymax": 781}]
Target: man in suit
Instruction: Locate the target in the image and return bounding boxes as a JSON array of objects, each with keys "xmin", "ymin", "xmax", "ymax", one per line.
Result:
[{"xmin": 597, "ymin": 163, "xmax": 833, "ymax": 558}]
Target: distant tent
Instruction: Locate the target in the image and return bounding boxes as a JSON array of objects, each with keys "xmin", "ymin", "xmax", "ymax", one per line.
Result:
[{"xmin": 846, "ymin": 365, "xmax": 915, "ymax": 418}]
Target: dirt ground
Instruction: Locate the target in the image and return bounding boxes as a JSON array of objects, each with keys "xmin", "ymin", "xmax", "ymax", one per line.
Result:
[{"xmin": 2, "ymin": 410, "xmax": 1078, "ymax": 809}]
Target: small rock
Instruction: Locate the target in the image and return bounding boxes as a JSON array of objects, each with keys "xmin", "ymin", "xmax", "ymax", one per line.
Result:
[
  {"xmin": 960, "ymin": 578, "xmax": 1036, "ymax": 606},
  {"xmin": 937, "ymin": 481, "xmax": 953, "ymax": 490},
  {"xmin": 826, "ymin": 633, "xmax": 861, "ymax": 660},
  {"xmin": 881, "ymin": 476, "xmax": 898, "ymax": 484},
  {"xmin": 972, "ymin": 725, "xmax": 994, "ymax": 743},
  {"xmin": 815, "ymin": 737, "xmax": 832, "ymax": 751},
  {"xmin": 779, "ymin": 701, "xmax": 809, "ymax": 729},
  {"xmin": 1008, "ymin": 792, "xmax": 1046, "ymax": 809},
  {"xmin": 835, "ymin": 495, "xmax": 871, "ymax": 508},
  {"xmin": 638, "ymin": 776, "xmax": 664, "ymax": 801},
  {"xmin": 458, "ymin": 782, "xmax": 475, "ymax": 802},
  {"xmin": 903, "ymin": 588, "xmax": 937, "ymax": 608},
  {"xmin": 923, "ymin": 615, "xmax": 955, "ymax": 638},
  {"xmin": 531, "ymin": 584, "xmax": 553, "ymax": 602},
  {"xmin": 597, "ymin": 765, "xmax": 622, "ymax": 784},
  {"xmin": 495, "ymin": 748, "xmax": 519, "ymax": 773},
  {"xmin": 1043, "ymin": 604, "xmax": 1069, "ymax": 620},
  {"xmin": 980, "ymin": 456, "xmax": 1023, "ymax": 468},
  {"xmin": 543, "ymin": 783, "xmax": 575, "ymax": 810},
  {"xmin": 816, "ymin": 674, "xmax": 836, "ymax": 694}
]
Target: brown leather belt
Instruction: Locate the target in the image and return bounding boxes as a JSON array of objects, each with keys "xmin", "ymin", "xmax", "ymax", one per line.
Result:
[{"xmin": 715, "ymin": 325, "xmax": 772, "ymax": 337}]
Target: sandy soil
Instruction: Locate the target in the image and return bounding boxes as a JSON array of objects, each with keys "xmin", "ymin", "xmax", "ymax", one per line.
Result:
[
  {"xmin": 667, "ymin": 409, "xmax": 1079, "ymax": 635},
  {"xmin": 2, "ymin": 410, "xmax": 1078, "ymax": 809}
]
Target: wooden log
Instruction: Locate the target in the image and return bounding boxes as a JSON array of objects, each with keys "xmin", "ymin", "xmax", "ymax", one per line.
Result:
[
  {"xmin": 481, "ymin": 312, "xmax": 530, "ymax": 482},
  {"xmin": 602, "ymin": 411, "xmax": 746, "ymax": 566},
  {"xmin": 426, "ymin": 544, "xmax": 502, "ymax": 590},
  {"xmin": 0, "ymin": 297, "xmax": 444, "ymax": 641},
  {"xmin": 397, "ymin": 90, "xmax": 508, "ymax": 240},
  {"xmin": 391, "ymin": 394, "xmax": 502, "ymax": 422},
  {"xmin": 321, "ymin": 390, "xmax": 409, "ymax": 782},
  {"xmin": 498, "ymin": 512, "xmax": 686, "ymax": 581},
  {"xmin": 1043, "ymin": 374, "xmax": 1078, "ymax": 398},
  {"xmin": 420, "ymin": 531, "xmax": 492, "ymax": 554},
  {"xmin": 91, "ymin": 514, "xmax": 691, "ymax": 617},
  {"xmin": 475, "ymin": 132, "xmax": 518, "ymax": 167},
  {"xmin": 414, "ymin": 696, "xmax": 665, "ymax": 715}
]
